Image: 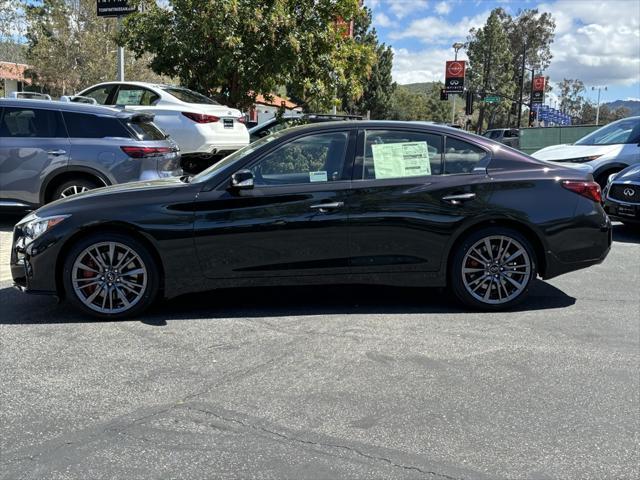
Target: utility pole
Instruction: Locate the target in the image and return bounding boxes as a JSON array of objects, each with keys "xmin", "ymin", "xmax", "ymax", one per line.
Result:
[
  {"xmin": 528, "ymin": 68, "xmax": 535, "ymax": 126},
  {"xmin": 451, "ymin": 42, "xmax": 464, "ymax": 125},
  {"xmin": 117, "ymin": 16, "xmax": 125, "ymax": 81},
  {"xmin": 592, "ymin": 85, "xmax": 607, "ymax": 125},
  {"xmin": 516, "ymin": 42, "xmax": 526, "ymax": 128}
]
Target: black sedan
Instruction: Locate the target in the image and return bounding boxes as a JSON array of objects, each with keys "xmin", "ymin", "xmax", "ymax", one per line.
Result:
[
  {"xmin": 603, "ymin": 164, "xmax": 640, "ymax": 226},
  {"xmin": 10, "ymin": 121, "xmax": 612, "ymax": 318}
]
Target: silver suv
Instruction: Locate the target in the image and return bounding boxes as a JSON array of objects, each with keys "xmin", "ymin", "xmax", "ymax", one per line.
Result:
[{"xmin": 0, "ymin": 99, "xmax": 181, "ymax": 209}]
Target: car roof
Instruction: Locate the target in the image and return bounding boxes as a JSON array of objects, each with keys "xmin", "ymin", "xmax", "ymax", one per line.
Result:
[
  {"xmin": 278, "ymin": 119, "xmax": 485, "ymax": 137},
  {"xmin": 0, "ymin": 98, "xmax": 147, "ymax": 117},
  {"xmin": 82, "ymin": 81, "xmax": 180, "ymax": 90}
]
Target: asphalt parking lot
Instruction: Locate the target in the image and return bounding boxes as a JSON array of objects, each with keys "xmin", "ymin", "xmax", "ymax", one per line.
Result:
[{"xmin": 0, "ymin": 214, "xmax": 638, "ymax": 480}]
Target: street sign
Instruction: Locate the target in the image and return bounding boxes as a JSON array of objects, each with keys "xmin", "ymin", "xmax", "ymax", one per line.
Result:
[
  {"xmin": 484, "ymin": 95, "xmax": 501, "ymax": 103},
  {"xmin": 532, "ymin": 75, "xmax": 545, "ymax": 104},
  {"xmin": 444, "ymin": 60, "xmax": 465, "ymax": 93},
  {"xmin": 97, "ymin": 0, "xmax": 137, "ymax": 17},
  {"xmin": 440, "ymin": 88, "xmax": 449, "ymax": 101}
]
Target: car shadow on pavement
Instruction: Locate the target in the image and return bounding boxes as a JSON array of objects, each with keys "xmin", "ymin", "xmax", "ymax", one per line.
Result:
[
  {"xmin": 612, "ymin": 223, "xmax": 640, "ymax": 244},
  {"xmin": 0, "ymin": 280, "xmax": 575, "ymax": 325}
]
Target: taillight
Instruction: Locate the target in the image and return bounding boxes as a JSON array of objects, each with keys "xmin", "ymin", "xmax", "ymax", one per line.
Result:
[
  {"xmin": 237, "ymin": 116, "xmax": 246, "ymax": 123},
  {"xmin": 121, "ymin": 146, "xmax": 174, "ymax": 158},
  {"xmin": 561, "ymin": 180, "xmax": 602, "ymax": 203},
  {"xmin": 182, "ymin": 112, "xmax": 220, "ymax": 123}
]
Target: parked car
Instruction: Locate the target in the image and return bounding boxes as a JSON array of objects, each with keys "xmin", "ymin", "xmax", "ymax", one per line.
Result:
[
  {"xmin": 483, "ymin": 128, "xmax": 520, "ymax": 148},
  {"xmin": 249, "ymin": 114, "xmax": 362, "ymax": 142},
  {"xmin": 603, "ymin": 163, "xmax": 640, "ymax": 226},
  {"xmin": 11, "ymin": 121, "xmax": 611, "ymax": 318},
  {"xmin": 532, "ymin": 116, "xmax": 640, "ymax": 187},
  {"xmin": 0, "ymin": 99, "xmax": 181, "ymax": 210},
  {"xmin": 75, "ymin": 82, "xmax": 249, "ymax": 157}
]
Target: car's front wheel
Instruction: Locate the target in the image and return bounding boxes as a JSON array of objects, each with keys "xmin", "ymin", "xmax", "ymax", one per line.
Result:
[
  {"xmin": 62, "ymin": 233, "xmax": 159, "ymax": 319},
  {"xmin": 450, "ymin": 227, "xmax": 537, "ymax": 310}
]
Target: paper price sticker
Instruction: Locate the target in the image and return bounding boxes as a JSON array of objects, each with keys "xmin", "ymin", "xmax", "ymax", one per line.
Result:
[{"xmin": 371, "ymin": 141, "xmax": 431, "ymax": 179}]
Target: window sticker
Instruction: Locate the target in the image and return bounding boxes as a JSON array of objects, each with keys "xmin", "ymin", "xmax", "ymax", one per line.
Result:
[
  {"xmin": 371, "ymin": 141, "xmax": 431, "ymax": 179},
  {"xmin": 309, "ymin": 171, "xmax": 328, "ymax": 182}
]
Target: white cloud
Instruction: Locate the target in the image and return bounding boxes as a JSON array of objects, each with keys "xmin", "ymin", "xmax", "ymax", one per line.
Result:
[
  {"xmin": 365, "ymin": 0, "xmax": 381, "ymax": 10},
  {"xmin": 387, "ymin": 0, "xmax": 429, "ymax": 19},
  {"xmin": 625, "ymin": 97, "xmax": 640, "ymax": 102},
  {"xmin": 374, "ymin": 12, "xmax": 396, "ymax": 28},
  {"xmin": 389, "ymin": 10, "xmax": 490, "ymax": 44},
  {"xmin": 538, "ymin": 0, "xmax": 640, "ymax": 87},
  {"xmin": 434, "ymin": 1, "xmax": 451, "ymax": 15},
  {"xmin": 392, "ymin": 47, "xmax": 469, "ymax": 84}
]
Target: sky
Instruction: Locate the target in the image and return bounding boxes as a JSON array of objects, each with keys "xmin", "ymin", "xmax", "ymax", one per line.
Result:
[{"xmin": 366, "ymin": 0, "xmax": 640, "ymax": 105}]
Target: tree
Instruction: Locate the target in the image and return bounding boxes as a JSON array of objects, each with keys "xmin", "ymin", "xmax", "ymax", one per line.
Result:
[
  {"xmin": 466, "ymin": 9, "xmax": 514, "ymax": 132},
  {"xmin": 340, "ymin": 7, "xmax": 395, "ymax": 119},
  {"xmin": 120, "ymin": 0, "xmax": 376, "ymax": 111},
  {"xmin": 557, "ymin": 78, "xmax": 586, "ymax": 118},
  {"xmin": 23, "ymin": 0, "xmax": 167, "ymax": 96},
  {"xmin": 0, "ymin": 0, "xmax": 27, "ymax": 63},
  {"xmin": 389, "ymin": 83, "xmax": 449, "ymax": 122}
]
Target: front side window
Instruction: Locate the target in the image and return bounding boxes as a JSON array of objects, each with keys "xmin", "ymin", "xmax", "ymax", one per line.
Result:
[
  {"xmin": 361, "ymin": 130, "xmax": 442, "ymax": 180},
  {"xmin": 81, "ymin": 85, "xmax": 115, "ymax": 105},
  {"xmin": 0, "ymin": 107, "xmax": 65, "ymax": 138},
  {"xmin": 63, "ymin": 112, "xmax": 130, "ymax": 138},
  {"xmin": 250, "ymin": 132, "xmax": 349, "ymax": 186},
  {"xmin": 444, "ymin": 137, "xmax": 489, "ymax": 174}
]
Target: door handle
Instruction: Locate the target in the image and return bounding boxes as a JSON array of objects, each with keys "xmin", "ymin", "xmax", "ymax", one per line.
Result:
[
  {"xmin": 310, "ymin": 201, "xmax": 344, "ymax": 212},
  {"xmin": 47, "ymin": 149, "xmax": 67, "ymax": 156},
  {"xmin": 442, "ymin": 193, "xmax": 476, "ymax": 204}
]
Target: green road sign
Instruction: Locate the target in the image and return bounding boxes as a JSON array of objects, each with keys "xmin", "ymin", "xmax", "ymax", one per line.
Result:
[{"xmin": 484, "ymin": 95, "xmax": 501, "ymax": 103}]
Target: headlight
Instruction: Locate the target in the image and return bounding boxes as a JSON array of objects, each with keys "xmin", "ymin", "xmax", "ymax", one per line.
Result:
[
  {"xmin": 607, "ymin": 173, "xmax": 618, "ymax": 185},
  {"xmin": 19, "ymin": 214, "xmax": 70, "ymax": 243},
  {"xmin": 564, "ymin": 155, "xmax": 603, "ymax": 163}
]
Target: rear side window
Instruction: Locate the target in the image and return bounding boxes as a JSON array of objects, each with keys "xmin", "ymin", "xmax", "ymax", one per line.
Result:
[
  {"xmin": 0, "ymin": 107, "xmax": 66, "ymax": 138},
  {"xmin": 126, "ymin": 120, "xmax": 166, "ymax": 140},
  {"xmin": 361, "ymin": 130, "xmax": 443, "ymax": 180},
  {"xmin": 63, "ymin": 112, "xmax": 131, "ymax": 139},
  {"xmin": 444, "ymin": 137, "xmax": 489, "ymax": 175},
  {"xmin": 114, "ymin": 86, "xmax": 160, "ymax": 106}
]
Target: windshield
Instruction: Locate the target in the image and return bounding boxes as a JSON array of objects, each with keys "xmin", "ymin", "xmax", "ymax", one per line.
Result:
[
  {"xmin": 191, "ymin": 133, "xmax": 283, "ymax": 183},
  {"xmin": 162, "ymin": 87, "xmax": 220, "ymax": 105},
  {"xmin": 575, "ymin": 117, "xmax": 640, "ymax": 145}
]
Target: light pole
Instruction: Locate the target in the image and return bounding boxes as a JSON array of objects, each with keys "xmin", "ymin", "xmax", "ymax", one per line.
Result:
[
  {"xmin": 451, "ymin": 42, "xmax": 464, "ymax": 124},
  {"xmin": 592, "ymin": 86, "xmax": 607, "ymax": 125}
]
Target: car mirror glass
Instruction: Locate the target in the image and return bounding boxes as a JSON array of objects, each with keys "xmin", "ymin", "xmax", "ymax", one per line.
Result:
[{"xmin": 230, "ymin": 169, "xmax": 254, "ymax": 190}]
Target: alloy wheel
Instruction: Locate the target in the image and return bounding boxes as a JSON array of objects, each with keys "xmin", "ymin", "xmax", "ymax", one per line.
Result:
[
  {"xmin": 461, "ymin": 235, "xmax": 532, "ymax": 305},
  {"xmin": 71, "ymin": 241, "xmax": 148, "ymax": 314},
  {"xmin": 60, "ymin": 185, "xmax": 91, "ymax": 198}
]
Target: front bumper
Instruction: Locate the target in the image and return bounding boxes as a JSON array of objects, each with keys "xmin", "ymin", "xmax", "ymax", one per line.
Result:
[
  {"xmin": 11, "ymin": 224, "xmax": 62, "ymax": 296},
  {"xmin": 604, "ymin": 199, "xmax": 640, "ymax": 224}
]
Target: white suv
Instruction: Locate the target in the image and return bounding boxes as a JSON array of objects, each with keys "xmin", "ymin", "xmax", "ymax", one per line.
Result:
[{"xmin": 76, "ymin": 82, "xmax": 249, "ymax": 156}]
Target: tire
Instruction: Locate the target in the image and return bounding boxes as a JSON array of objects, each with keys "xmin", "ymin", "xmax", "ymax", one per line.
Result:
[
  {"xmin": 62, "ymin": 232, "xmax": 160, "ymax": 319},
  {"xmin": 450, "ymin": 227, "xmax": 537, "ymax": 311},
  {"xmin": 52, "ymin": 178, "xmax": 100, "ymax": 201}
]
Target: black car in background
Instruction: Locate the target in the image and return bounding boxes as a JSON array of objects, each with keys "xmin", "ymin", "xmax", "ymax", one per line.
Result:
[
  {"xmin": 11, "ymin": 121, "xmax": 611, "ymax": 318},
  {"xmin": 603, "ymin": 164, "xmax": 640, "ymax": 226}
]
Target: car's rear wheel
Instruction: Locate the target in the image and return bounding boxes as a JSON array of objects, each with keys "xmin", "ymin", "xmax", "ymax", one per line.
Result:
[
  {"xmin": 450, "ymin": 227, "xmax": 537, "ymax": 310},
  {"xmin": 53, "ymin": 178, "xmax": 99, "ymax": 201},
  {"xmin": 62, "ymin": 233, "xmax": 159, "ymax": 319}
]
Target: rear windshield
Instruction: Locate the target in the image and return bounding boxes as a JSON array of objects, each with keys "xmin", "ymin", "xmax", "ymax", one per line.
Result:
[
  {"xmin": 162, "ymin": 87, "xmax": 220, "ymax": 105},
  {"xmin": 126, "ymin": 120, "xmax": 166, "ymax": 141}
]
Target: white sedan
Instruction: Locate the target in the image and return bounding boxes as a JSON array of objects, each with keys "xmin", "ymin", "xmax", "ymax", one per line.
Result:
[
  {"xmin": 76, "ymin": 82, "xmax": 249, "ymax": 156},
  {"xmin": 533, "ymin": 116, "xmax": 640, "ymax": 187}
]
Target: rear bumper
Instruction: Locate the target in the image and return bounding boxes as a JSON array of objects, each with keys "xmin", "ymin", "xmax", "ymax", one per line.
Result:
[{"xmin": 542, "ymin": 214, "xmax": 612, "ymax": 279}]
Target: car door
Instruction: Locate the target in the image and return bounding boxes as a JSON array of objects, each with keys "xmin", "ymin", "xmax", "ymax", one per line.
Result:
[
  {"xmin": 194, "ymin": 129, "xmax": 355, "ymax": 279},
  {"xmin": 0, "ymin": 106, "xmax": 70, "ymax": 206},
  {"xmin": 348, "ymin": 128, "xmax": 493, "ymax": 275}
]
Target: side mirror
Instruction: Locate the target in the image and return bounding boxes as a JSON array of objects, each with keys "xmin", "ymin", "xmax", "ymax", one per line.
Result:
[{"xmin": 230, "ymin": 169, "xmax": 254, "ymax": 189}]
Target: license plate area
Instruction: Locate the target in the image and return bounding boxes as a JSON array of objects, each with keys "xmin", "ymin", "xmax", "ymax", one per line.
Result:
[
  {"xmin": 223, "ymin": 119, "xmax": 234, "ymax": 129},
  {"xmin": 618, "ymin": 205, "xmax": 636, "ymax": 217}
]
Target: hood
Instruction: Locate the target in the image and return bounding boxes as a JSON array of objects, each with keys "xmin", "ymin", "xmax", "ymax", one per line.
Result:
[
  {"xmin": 34, "ymin": 177, "xmax": 189, "ymax": 217},
  {"xmin": 532, "ymin": 144, "xmax": 617, "ymax": 161},
  {"xmin": 613, "ymin": 164, "xmax": 640, "ymax": 182}
]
